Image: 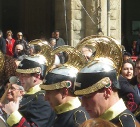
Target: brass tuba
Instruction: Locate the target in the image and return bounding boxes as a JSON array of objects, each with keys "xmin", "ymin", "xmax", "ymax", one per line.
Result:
[
  {"xmin": 28, "ymin": 39, "xmax": 55, "ymax": 70},
  {"xmin": 75, "ymin": 35, "xmax": 123, "ymax": 76},
  {"xmin": 51, "ymin": 45, "xmax": 87, "ymax": 71}
]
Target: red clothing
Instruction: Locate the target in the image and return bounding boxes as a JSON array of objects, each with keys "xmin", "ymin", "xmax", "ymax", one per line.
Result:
[{"xmin": 6, "ymin": 38, "xmax": 15, "ymax": 56}]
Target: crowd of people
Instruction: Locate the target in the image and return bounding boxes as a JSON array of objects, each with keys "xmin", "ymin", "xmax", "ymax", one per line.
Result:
[{"xmin": 0, "ymin": 32, "xmax": 140, "ymax": 127}]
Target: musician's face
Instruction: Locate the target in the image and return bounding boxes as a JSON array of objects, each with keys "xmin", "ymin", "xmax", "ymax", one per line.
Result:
[
  {"xmin": 7, "ymin": 84, "xmax": 24, "ymax": 101},
  {"xmin": 18, "ymin": 73, "xmax": 35, "ymax": 91},
  {"xmin": 45, "ymin": 89, "xmax": 62, "ymax": 109}
]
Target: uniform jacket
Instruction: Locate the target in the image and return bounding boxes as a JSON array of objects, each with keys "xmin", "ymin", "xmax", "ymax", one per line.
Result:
[
  {"xmin": 53, "ymin": 97, "xmax": 90, "ymax": 127},
  {"xmin": 7, "ymin": 85, "xmax": 56, "ymax": 127},
  {"xmin": 118, "ymin": 75, "xmax": 140, "ymax": 113},
  {"xmin": 100, "ymin": 99, "xmax": 140, "ymax": 127},
  {"xmin": 111, "ymin": 109, "xmax": 140, "ymax": 127}
]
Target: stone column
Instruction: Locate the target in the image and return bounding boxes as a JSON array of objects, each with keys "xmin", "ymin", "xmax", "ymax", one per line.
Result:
[
  {"xmin": 55, "ymin": 0, "xmax": 121, "ymax": 46},
  {"xmin": 100, "ymin": 0, "xmax": 121, "ymax": 43},
  {"xmin": 100, "ymin": 0, "xmax": 107, "ymax": 36},
  {"xmin": 85, "ymin": 0, "xmax": 98, "ymax": 36},
  {"xmin": 110, "ymin": 0, "xmax": 121, "ymax": 43},
  {"xmin": 70, "ymin": 0, "xmax": 85, "ymax": 46}
]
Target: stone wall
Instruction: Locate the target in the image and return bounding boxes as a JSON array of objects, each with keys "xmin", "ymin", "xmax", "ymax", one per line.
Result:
[
  {"xmin": 55, "ymin": 0, "xmax": 121, "ymax": 46},
  {"xmin": 71, "ymin": 0, "xmax": 85, "ymax": 46},
  {"xmin": 110, "ymin": 0, "xmax": 121, "ymax": 43}
]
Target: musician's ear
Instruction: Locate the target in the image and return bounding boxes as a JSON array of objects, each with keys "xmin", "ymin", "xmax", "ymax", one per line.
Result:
[{"xmin": 20, "ymin": 90, "xmax": 25, "ymax": 96}]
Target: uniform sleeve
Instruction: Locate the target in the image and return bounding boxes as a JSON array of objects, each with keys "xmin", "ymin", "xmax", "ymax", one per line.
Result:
[
  {"xmin": 26, "ymin": 99, "xmax": 55, "ymax": 127},
  {"xmin": 7, "ymin": 111, "xmax": 38, "ymax": 127},
  {"xmin": 7, "ymin": 111, "xmax": 22, "ymax": 126},
  {"xmin": 7, "ymin": 96, "xmax": 55, "ymax": 127}
]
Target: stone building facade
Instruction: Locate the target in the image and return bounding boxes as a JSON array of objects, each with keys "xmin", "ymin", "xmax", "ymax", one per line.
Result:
[
  {"xmin": 0, "ymin": 0, "xmax": 121, "ymax": 46},
  {"xmin": 55, "ymin": 0, "xmax": 121, "ymax": 46}
]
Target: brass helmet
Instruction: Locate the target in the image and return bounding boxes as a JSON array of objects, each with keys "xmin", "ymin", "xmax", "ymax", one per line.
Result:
[
  {"xmin": 40, "ymin": 45, "xmax": 86, "ymax": 92},
  {"xmin": 28, "ymin": 39, "xmax": 55, "ymax": 68},
  {"xmin": 74, "ymin": 35, "xmax": 123, "ymax": 96},
  {"xmin": 16, "ymin": 39, "xmax": 55, "ymax": 79}
]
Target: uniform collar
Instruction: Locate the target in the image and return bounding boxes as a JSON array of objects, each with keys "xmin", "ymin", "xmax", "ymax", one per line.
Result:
[
  {"xmin": 26, "ymin": 84, "xmax": 41, "ymax": 94},
  {"xmin": 55, "ymin": 97, "xmax": 81, "ymax": 114},
  {"xmin": 100, "ymin": 99, "xmax": 127, "ymax": 120}
]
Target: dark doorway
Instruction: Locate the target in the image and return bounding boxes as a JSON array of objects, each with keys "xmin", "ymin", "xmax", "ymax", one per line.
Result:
[
  {"xmin": 2, "ymin": 0, "xmax": 20, "ymax": 39},
  {"xmin": 121, "ymin": 0, "xmax": 140, "ymax": 54},
  {"xmin": 1, "ymin": 0, "xmax": 55, "ymax": 41}
]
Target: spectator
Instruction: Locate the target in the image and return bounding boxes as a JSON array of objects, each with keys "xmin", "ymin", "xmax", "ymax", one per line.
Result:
[
  {"xmin": 51, "ymin": 32, "xmax": 55, "ymax": 38},
  {"xmin": 54, "ymin": 30, "xmax": 65, "ymax": 47},
  {"xmin": 0, "ymin": 30, "xmax": 6, "ymax": 54},
  {"xmin": 2, "ymin": 55, "xmax": 56, "ymax": 127},
  {"xmin": 5, "ymin": 30, "xmax": 15, "ymax": 56},
  {"xmin": 121, "ymin": 59, "xmax": 134, "ymax": 81},
  {"xmin": 123, "ymin": 51, "xmax": 132, "ymax": 61},
  {"xmin": 130, "ymin": 57, "xmax": 140, "ymax": 96},
  {"xmin": 118, "ymin": 60, "xmax": 140, "ymax": 113},
  {"xmin": 49, "ymin": 38, "xmax": 56, "ymax": 49},
  {"xmin": 54, "ymin": 30, "xmax": 66, "ymax": 64},
  {"xmin": 13, "ymin": 44, "xmax": 25, "ymax": 58},
  {"xmin": 132, "ymin": 41, "xmax": 137, "ymax": 56},
  {"xmin": 13, "ymin": 32, "xmax": 29, "ymax": 54},
  {"xmin": 0, "ymin": 76, "xmax": 24, "ymax": 125}
]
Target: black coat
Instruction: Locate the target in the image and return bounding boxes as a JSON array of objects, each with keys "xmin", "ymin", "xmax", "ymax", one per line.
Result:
[
  {"xmin": 0, "ymin": 37, "xmax": 6, "ymax": 54},
  {"xmin": 111, "ymin": 109, "xmax": 139, "ymax": 127},
  {"xmin": 118, "ymin": 75, "xmax": 140, "ymax": 113},
  {"xmin": 15, "ymin": 90, "xmax": 56, "ymax": 127},
  {"xmin": 54, "ymin": 106, "xmax": 90, "ymax": 127}
]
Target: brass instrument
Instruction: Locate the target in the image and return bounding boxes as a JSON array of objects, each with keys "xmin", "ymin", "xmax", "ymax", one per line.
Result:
[
  {"xmin": 75, "ymin": 35, "xmax": 123, "ymax": 76},
  {"xmin": 28, "ymin": 39, "xmax": 55, "ymax": 71},
  {"xmin": 40, "ymin": 45, "xmax": 87, "ymax": 91},
  {"xmin": 51, "ymin": 45, "xmax": 87, "ymax": 71},
  {"xmin": 74, "ymin": 35, "xmax": 123, "ymax": 95}
]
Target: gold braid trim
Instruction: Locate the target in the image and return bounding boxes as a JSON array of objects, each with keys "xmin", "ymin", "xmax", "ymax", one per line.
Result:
[
  {"xmin": 40, "ymin": 81, "xmax": 71, "ymax": 90},
  {"xmin": 16, "ymin": 67, "xmax": 41, "ymax": 74},
  {"xmin": 74, "ymin": 77, "xmax": 110, "ymax": 95}
]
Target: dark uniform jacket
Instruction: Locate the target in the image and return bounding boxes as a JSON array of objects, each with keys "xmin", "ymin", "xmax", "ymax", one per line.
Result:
[
  {"xmin": 111, "ymin": 109, "xmax": 140, "ymax": 127},
  {"xmin": 130, "ymin": 75, "xmax": 140, "ymax": 122},
  {"xmin": 0, "ymin": 37, "xmax": 6, "ymax": 54},
  {"xmin": 118, "ymin": 75, "xmax": 140, "ymax": 113},
  {"xmin": 53, "ymin": 97, "xmax": 90, "ymax": 127},
  {"xmin": 100, "ymin": 99, "xmax": 140, "ymax": 127},
  {"xmin": 7, "ymin": 86, "xmax": 56, "ymax": 127}
]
